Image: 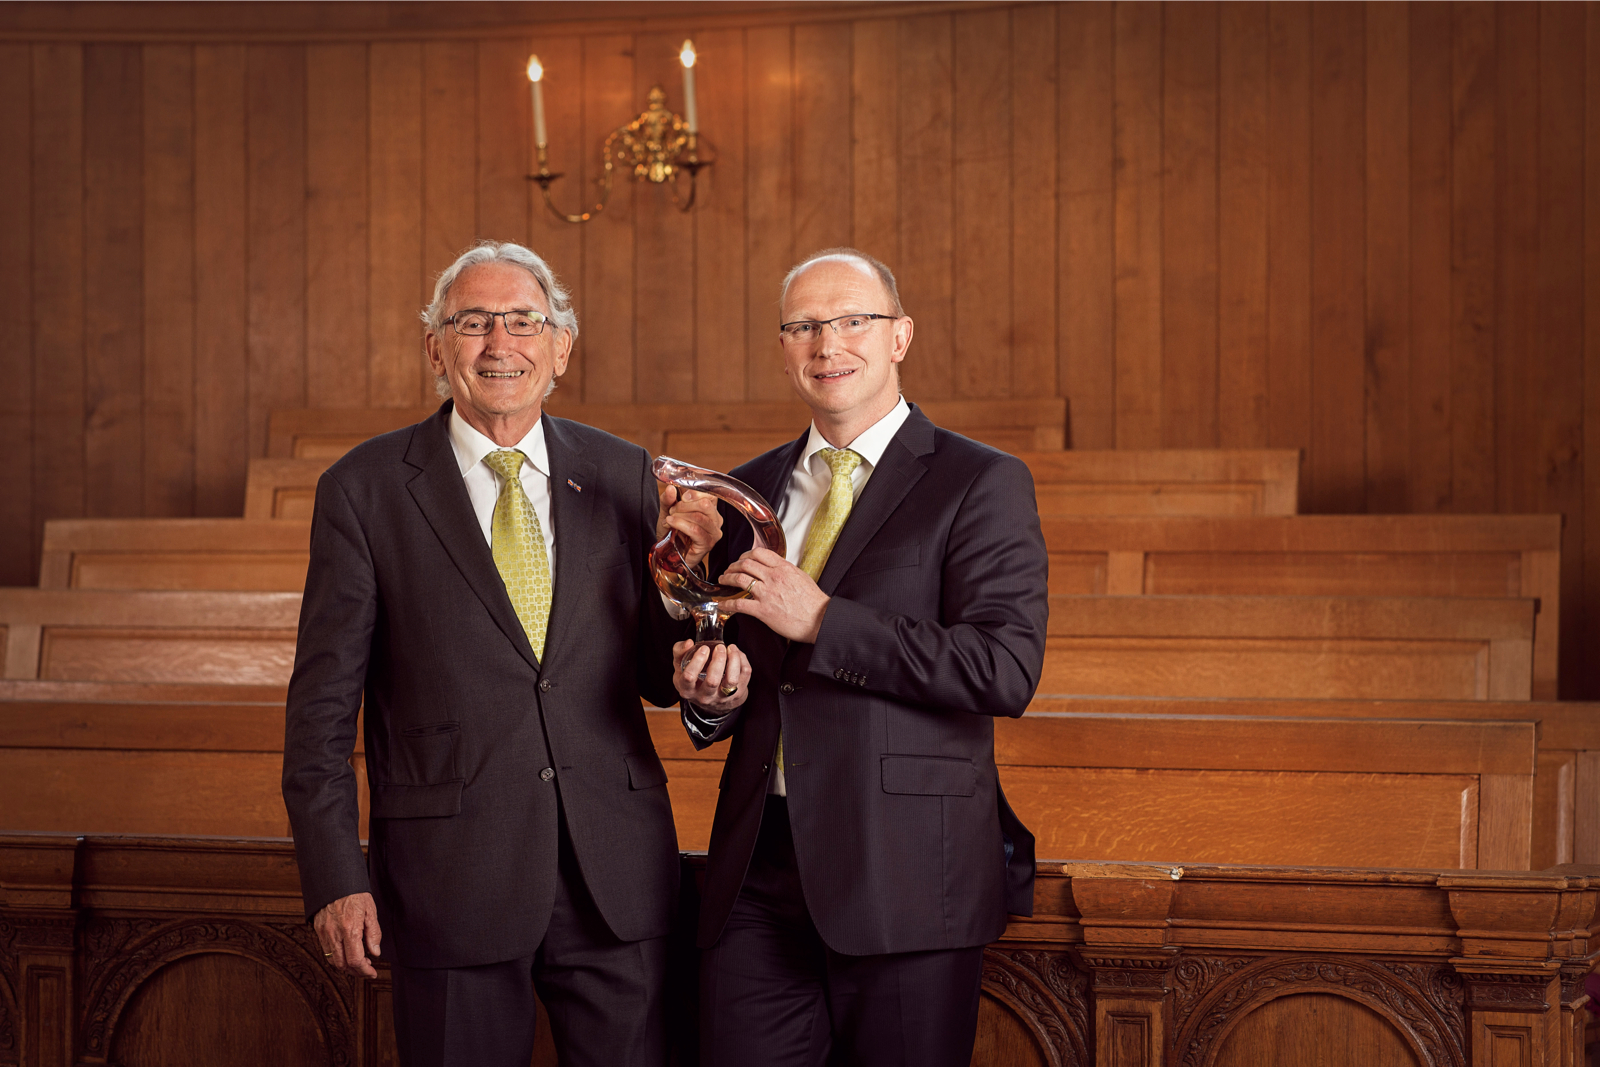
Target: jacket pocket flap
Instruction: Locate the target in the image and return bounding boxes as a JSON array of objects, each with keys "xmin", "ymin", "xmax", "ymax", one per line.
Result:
[
  {"xmin": 370, "ymin": 780, "xmax": 464, "ymax": 819},
  {"xmin": 881, "ymin": 755, "xmax": 976, "ymax": 796},
  {"xmin": 851, "ymin": 543, "xmax": 920, "ymax": 576},
  {"xmin": 625, "ymin": 752, "xmax": 669, "ymax": 790}
]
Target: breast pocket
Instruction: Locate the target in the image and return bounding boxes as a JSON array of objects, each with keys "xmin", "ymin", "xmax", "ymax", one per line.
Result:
[
  {"xmin": 588, "ymin": 540, "xmax": 632, "ymax": 572},
  {"xmin": 850, "ymin": 543, "xmax": 920, "ymax": 576}
]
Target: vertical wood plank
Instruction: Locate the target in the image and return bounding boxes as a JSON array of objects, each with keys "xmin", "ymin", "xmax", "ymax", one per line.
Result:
[
  {"xmin": 192, "ymin": 44, "xmax": 248, "ymax": 514},
  {"xmin": 0, "ymin": 44, "xmax": 34, "ymax": 582},
  {"xmin": 525, "ymin": 34, "xmax": 583, "ymax": 400},
  {"xmin": 32, "ymin": 43, "xmax": 87, "ymax": 539},
  {"xmin": 368, "ymin": 42, "xmax": 425, "ymax": 407},
  {"xmin": 692, "ymin": 28, "xmax": 748, "ymax": 402},
  {"xmin": 1011, "ymin": 3, "xmax": 1059, "ymax": 409},
  {"xmin": 1364, "ymin": 1, "xmax": 1410, "ymax": 513},
  {"xmin": 850, "ymin": 18, "xmax": 898, "ymax": 257},
  {"xmin": 422, "ymin": 40, "xmax": 478, "ymax": 403},
  {"xmin": 746, "ymin": 24, "xmax": 795, "ymax": 400},
  {"xmin": 1113, "ymin": 0, "xmax": 1164, "ymax": 449},
  {"xmin": 1218, "ymin": 1, "xmax": 1269, "ymax": 449},
  {"xmin": 1308, "ymin": 3, "xmax": 1365, "ymax": 513},
  {"xmin": 1450, "ymin": 2, "xmax": 1497, "ymax": 513},
  {"xmin": 1495, "ymin": 2, "xmax": 1539, "ymax": 520},
  {"xmin": 1059, "ymin": 1, "xmax": 1116, "ymax": 448},
  {"xmin": 898, "ymin": 13, "xmax": 954, "ymax": 401},
  {"xmin": 632, "ymin": 31, "xmax": 695, "ymax": 402},
  {"xmin": 246, "ymin": 45, "xmax": 307, "ymax": 460},
  {"xmin": 305, "ymin": 44, "xmax": 369, "ymax": 408},
  {"xmin": 792, "ymin": 22, "xmax": 850, "ymax": 257},
  {"xmin": 476, "ymin": 38, "xmax": 531, "ymax": 245},
  {"xmin": 952, "ymin": 9, "xmax": 1011, "ymax": 400},
  {"xmin": 1586, "ymin": 2, "xmax": 1600, "ymax": 701},
  {"xmin": 1408, "ymin": 0, "xmax": 1453, "ymax": 513},
  {"xmin": 141, "ymin": 44, "xmax": 195, "ymax": 517},
  {"xmin": 1266, "ymin": 3, "xmax": 1312, "ymax": 494},
  {"xmin": 578, "ymin": 34, "xmax": 636, "ymax": 404},
  {"xmin": 1160, "ymin": 0, "xmax": 1220, "ymax": 448}
]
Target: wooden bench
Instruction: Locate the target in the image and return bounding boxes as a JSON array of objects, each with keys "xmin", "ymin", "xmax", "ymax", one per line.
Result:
[
  {"xmin": 266, "ymin": 397, "xmax": 1069, "ymax": 460},
  {"xmin": 0, "ymin": 590, "xmax": 300, "ymax": 684},
  {"xmin": 1043, "ymin": 513, "xmax": 1563, "ymax": 698},
  {"xmin": 244, "ymin": 448, "xmax": 1301, "ymax": 520},
  {"xmin": 39, "ymin": 519, "xmax": 310, "ymax": 590}
]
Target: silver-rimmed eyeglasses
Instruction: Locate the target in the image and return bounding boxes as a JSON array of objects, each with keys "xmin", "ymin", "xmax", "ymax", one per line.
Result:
[
  {"xmin": 447, "ymin": 309, "xmax": 550, "ymax": 337},
  {"xmin": 778, "ymin": 313, "xmax": 898, "ymax": 344}
]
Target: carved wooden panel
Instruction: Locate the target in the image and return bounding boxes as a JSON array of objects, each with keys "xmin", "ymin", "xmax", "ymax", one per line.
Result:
[
  {"xmin": 1212, "ymin": 992, "xmax": 1420, "ymax": 1066},
  {"xmin": 975, "ymin": 948, "xmax": 1090, "ymax": 1067}
]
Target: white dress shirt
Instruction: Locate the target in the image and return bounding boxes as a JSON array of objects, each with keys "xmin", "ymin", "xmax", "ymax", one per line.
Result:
[{"xmin": 447, "ymin": 407, "xmax": 558, "ymax": 569}]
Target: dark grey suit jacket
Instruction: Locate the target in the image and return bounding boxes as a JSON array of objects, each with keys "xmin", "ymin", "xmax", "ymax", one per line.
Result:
[
  {"xmin": 690, "ymin": 404, "xmax": 1048, "ymax": 955},
  {"xmin": 282, "ymin": 402, "xmax": 684, "ymax": 969}
]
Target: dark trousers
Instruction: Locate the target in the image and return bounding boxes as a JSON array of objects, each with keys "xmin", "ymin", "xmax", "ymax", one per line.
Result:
[
  {"xmin": 390, "ymin": 819, "xmax": 668, "ymax": 1067},
  {"xmin": 699, "ymin": 795, "xmax": 985, "ymax": 1067}
]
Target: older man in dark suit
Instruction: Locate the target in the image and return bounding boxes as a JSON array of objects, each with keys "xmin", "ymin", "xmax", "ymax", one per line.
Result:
[
  {"xmin": 282, "ymin": 240, "xmax": 717, "ymax": 1067},
  {"xmin": 675, "ymin": 248, "xmax": 1049, "ymax": 1067}
]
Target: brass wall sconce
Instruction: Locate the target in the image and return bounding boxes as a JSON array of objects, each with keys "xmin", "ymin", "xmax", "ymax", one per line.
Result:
[{"xmin": 526, "ymin": 41, "xmax": 711, "ymax": 224}]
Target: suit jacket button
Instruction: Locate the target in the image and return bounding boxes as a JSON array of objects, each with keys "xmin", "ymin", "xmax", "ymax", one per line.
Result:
[
  {"xmin": 539, "ymin": 679, "xmax": 553, "ymax": 692},
  {"xmin": 780, "ymin": 683, "xmax": 795, "ymax": 694},
  {"xmin": 539, "ymin": 767, "xmax": 555, "ymax": 781}
]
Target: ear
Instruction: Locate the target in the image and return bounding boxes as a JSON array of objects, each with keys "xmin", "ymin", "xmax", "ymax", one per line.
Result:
[
  {"xmin": 889, "ymin": 315, "xmax": 914, "ymax": 364},
  {"xmin": 424, "ymin": 329, "xmax": 446, "ymax": 377},
  {"xmin": 551, "ymin": 327, "xmax": 574, "ymax": 377}
]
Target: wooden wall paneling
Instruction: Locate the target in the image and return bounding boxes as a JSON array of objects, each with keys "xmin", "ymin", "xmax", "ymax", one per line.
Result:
[
  {"xmin": 1534, "ymin": 1, "xmax": 1587, "ymax": 702},
  {"xmin": 245, "ymin": 45, "xmax": 308, "ymax": 460},
  {"xmin": 1160, "ymin": 0, "xmax": 1220, "ymax": 449},
  {"xmin": 527, "ymin": 34, "xmax": 583, "ymax": 399},
  {"xmin": 1450, "ymin": 2, "xmax": 1497, "ymax": 513},
  {"xmin": 476, "ymin": 37, "xmax": 532, "ymax": 246},
  {"xmin": 1532, "ymin": 749, "xmax": 1575, "ymax": 870},
  {"xmin": 31, "ymin": 43, "xmax": 87, "ymax": 549},
  {"xmin": 631, "ymin": 32, "xmax": 696, "ymax": 404},
  {"xmin": 791, "ymin": 19, "xmax": 849, "ymax": 259},
  {"xmin": 1408, "ymin": 0, "xmax": 1453, "ymax": 514},
  {"xmin": 1010, "ymin": 3, "xmax": 1058, "ymax": 407},
  {"xmin": 691, "ymin": 28, "xmax": 748, "ymax": 402},
  {"xmin": 1587, "ymin": 3, "xmax": 1600, "ymax": 705},
  {"xmin": 1265, "ymin": 3, "xmax": 1312, "ymax": 487},
  {"xmin": 1308, "ymin": 3, "xmax": 1366, "ymax": 513},
  {"xmin": 0, "ymin": 44, "xmax": 33, "ymax": 584},
  {"xmin": 849, "ymin": 18, "xmax": 898, "ymax": 258},
  {"xmin": 422, "ymin": 39, "xmax": 479, "ymax": 408},
  {"xmin": 83, "ymin": 44, "xmax": 145, "ymax": 521},
  {"xmin": 141, "ymin": 44, "xmax": 195, "ymax": 519},
  {"xmin": 1478, "ymin": 773, "xmax": 1535, "ymax": 870},
  {"xmin": 896, "ymin": 12, "xmax": 954, "ymax": 401},
  {"xmin": 368, "ymin": 42, "xmax": 425, "ymax": 408},
  {"xmin": 951, "ymin": 9, "xmax": 1011, "ymax": 401},
  {"xmin": 1058, "ymin": 0, "xmax": 1115, "ymax": 449},
  {"xmin": 1363, "ymin": 2, "xmax": 1411, "ymax": 514},
  {"xmin": 1217, "ymin": 2, "xmax": 1269, "ymax": 451},
  {"xmin": 1112, "ymin": 0, "xmax": 1163, "ymax": 450},
  {"xmin": 744, "ymin": 23, "xmax": 795, "ymax": 401},
  {"xmin": 578, "ymin": 33, "xmax": 637, "ymax": 404},
  {"xmin": 305, "ymin": 44, "xmax": 370, "ymax": 410}
]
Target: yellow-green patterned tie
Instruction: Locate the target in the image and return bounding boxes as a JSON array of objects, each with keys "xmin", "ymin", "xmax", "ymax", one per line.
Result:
[
  {"xmin": 779, "ymin": 447, "xmax": 863, "ymax": 781},
  {"xmin": 484, "ymin": 449, "xmax": 552, "ymax": 660}
]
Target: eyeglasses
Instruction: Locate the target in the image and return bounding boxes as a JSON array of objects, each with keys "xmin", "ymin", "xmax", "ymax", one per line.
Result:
[
  {"xmin": 447, "ymin": 309, "xmax": 550, "ymax": 336},
  {"xmin": 778, "ymin": 313, "xmax": 898, "ymax": 344}
]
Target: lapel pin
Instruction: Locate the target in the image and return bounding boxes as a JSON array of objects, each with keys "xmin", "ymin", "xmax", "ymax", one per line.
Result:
[{"xmin": 566, "ymin": 478, "xmax": 583, "ymax": 493}]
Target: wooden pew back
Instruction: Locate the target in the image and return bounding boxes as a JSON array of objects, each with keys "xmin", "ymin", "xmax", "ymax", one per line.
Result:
[{"xmin": 40, "ymin": 519, "xmax": 311, "ymax": 590}]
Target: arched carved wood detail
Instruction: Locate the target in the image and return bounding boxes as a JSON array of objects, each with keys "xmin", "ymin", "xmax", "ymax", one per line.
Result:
[
  {"xmin": 980, "ymin": 947, "xmax": 1091, "ymax": 1067},
  {"xmin": 77, "ymin": 917, "xmax": 357, "ymax": 1066},
  {"xmin": 1171, "ymin": 956, "xmax": 1466, "ymax": 1067}
]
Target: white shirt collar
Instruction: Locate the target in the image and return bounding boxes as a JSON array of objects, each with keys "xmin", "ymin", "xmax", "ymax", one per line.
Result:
[
  {"xmin": 448, "ymin": 406, "xmax": 550, "ymax": 478},
  {"xmin": 798, "ymin": 396, "xmax": 911, "ymax": 475}
]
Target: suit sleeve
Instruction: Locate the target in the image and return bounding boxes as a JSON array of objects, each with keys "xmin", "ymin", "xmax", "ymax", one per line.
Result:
[
  {"xmin": 807, "ymin": 453, "xmax": 1049, "ymax": 718},
  {"xmin": 282, "ymin": 471, "xmax": 377, "ymax": 919},
  {"xmin": 636, "ymin": 454, "xmax": 692, "ymax": 709}
]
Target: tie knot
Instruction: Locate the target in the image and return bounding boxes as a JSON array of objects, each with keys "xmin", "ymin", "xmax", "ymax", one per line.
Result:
[
  {"xmin": 484, "ymin": 449, "xmax": 526, "ymax": 481},
  {"xmin": 822, "ymin": 448, "xmax": 862, "ymax": 479}
]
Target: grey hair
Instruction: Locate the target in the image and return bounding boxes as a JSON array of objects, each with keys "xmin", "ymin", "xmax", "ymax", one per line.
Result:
[
  {"xmin": 778, "ymin": 247, "xmax": 906, "ymax": 320},
  {"xmin": 423, "ymin": 240, "xmax": 578, "ymax": 400}
]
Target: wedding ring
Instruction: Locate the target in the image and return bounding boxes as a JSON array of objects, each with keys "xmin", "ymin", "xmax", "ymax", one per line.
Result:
[
  {"xmin": 324, "ymin": 951, "xmax": 334, "ymax": 957},
  {"xmin": 718, "ymin": 684, "xmax": 738, "ymax": 697}
]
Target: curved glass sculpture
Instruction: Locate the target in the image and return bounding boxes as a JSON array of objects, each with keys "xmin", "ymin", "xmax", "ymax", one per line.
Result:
[{"xmin": 650, "ymin": 455, "xmax": 786, "ymax": 658}]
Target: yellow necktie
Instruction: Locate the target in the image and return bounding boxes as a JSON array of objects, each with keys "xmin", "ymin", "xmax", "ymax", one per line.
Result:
[
  {"xmin": 483, "ymin": 449, "xmax": 553, "ymax": 660},
  {"xmin": 779, "ymin": 447, "xmax": 863, "ymax": 781}
]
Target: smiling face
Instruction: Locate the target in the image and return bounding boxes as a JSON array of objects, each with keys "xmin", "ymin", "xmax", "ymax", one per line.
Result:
[
  {"xmin": 425, "ymin": 261, "xmax": 572, "ymax": 446},
  {"xmin": 779, "ymin": 256, "xmax": 913, "ymax": 445}
]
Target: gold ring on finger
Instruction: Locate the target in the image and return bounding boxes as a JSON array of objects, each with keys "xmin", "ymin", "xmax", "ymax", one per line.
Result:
[{"xmin": 719, "ymin": 684, "xmax": 738, "ymax": 697}]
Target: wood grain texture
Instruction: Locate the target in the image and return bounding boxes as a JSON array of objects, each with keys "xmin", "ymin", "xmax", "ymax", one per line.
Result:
[
  {"xmin": 1217, "ymin": 2, "xmax": 1269, "ymax": 450},
  {"xmin": 1265, "ymin": 3, "xmax": 1312, "ymax": 487},
  {"xmin": 692, "ymin": 27, "xmax": 748, "ymax": 402},
  {"xmin": 1112, "ymin": 0, "xmax": 1163, "ymax": 450},
  {"xmin": 952, "ymin": 8, "xmax": 1009, "ymax": 399},
  {"xmin": 0, "ymin": 43, "xmax": 34, "ymax": 584},
  {"xmin": 849, "ymin": 18, "xmax": 898, "ymax": 258},
  {"xmin": 368, "ymin": 41, "xmax": 425, "ymax": 407},
  {"xmin": 1364, "ymin": 2, "xmax": 1410, "ymax": 514},
  {"xmin": 745, "ymin": 23, "xmax": 796, "ymax": 401},
  {"xmin": 632, "ymin": 31, "xmax": 695, "ymax": 403},
  {"xmin": 897, "ymin": 12, "xmax": 954, "ymax": 401},
  {"xmin": 305, "ymin": 43, "xmax": 369, "ymax": 409}
]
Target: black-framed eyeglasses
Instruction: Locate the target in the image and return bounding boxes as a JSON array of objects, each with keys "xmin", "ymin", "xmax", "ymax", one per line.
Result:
[
  {"xmin": 447, "ymin": 309, "xmax": 549, "ymax": 337},
  {"xmin": 778, "ymin": 313, "xmax": 898, "ymax": 344}
]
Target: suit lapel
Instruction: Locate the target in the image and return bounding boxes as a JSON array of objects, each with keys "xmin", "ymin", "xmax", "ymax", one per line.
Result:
[
  {"xmin": 541, "ymin": 416, "xmax": 597, "ymax": 669},
  {"xmin": 815, "ymin": 405, "xmax": 934, "ymax": 595},
  {"xmin": 405, "ymin": 404, "xmax": 543, "ymax": 672}
]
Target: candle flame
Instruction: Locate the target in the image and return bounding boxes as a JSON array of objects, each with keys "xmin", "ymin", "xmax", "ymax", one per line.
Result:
[
  {"xmin": 526, "ymin": 55, "xmax": 544, "ymax": 82},
  {"xmin": 680, "ymin": 40, "xmax": 697, "ymax": 69}
]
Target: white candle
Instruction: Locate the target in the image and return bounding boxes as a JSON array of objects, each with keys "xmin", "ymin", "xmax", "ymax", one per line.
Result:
[
  {"xmin": 527, "ymin": 55, "xmax": 547, "ymax": 148},
  {"xmin": 679, "ymin": 40, "xmax": 698, "ymax": 134}
]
